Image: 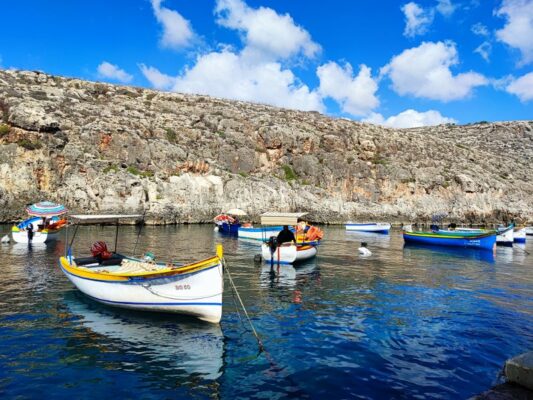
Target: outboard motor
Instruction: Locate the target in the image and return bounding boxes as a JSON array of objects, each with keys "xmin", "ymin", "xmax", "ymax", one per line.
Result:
[
  {"xmin": 267, "ymin": 236, "xmax": 278, "ymax": 267},
  {"xmin": 430, "ymin": 224, "xmax": 439, "ymax": 232},
  {"xmin": 27, "ymin": 224, "xmax": 34, "ymax": 241},
  {"xmin": 91, "ymin": 241, "xmax": 112, "ymax": 261}
]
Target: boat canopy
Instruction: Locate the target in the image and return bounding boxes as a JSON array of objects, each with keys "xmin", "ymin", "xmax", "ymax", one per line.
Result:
[
  {"xmin": 260, "ymin": 212, "xmax": 308, "ymax": 226},
  {"xmin": 26, "ymin": 201, "xmax": 68, "ymax": 217},
  {"xmin": 225, "ymin": 208, "xmax": 247, "ymax": 216}
]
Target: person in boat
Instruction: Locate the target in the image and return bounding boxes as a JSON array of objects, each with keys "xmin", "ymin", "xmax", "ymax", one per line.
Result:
[
  {"xmin": 27, "ymin": 223, "xmax": 34, "ymax": 241},
  {"xmin": 277, "ymin": 225, "xmax": 296, "ymax": 245}
]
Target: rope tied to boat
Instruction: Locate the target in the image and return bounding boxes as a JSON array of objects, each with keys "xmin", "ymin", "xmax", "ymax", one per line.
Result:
[{"xmin": 221, "ymin": 255, "xmax": 265, "ymax": 354}]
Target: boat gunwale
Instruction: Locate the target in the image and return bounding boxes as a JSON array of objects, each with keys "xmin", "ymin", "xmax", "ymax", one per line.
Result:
[
  {"xmin": 59, "ymin": 254, "xmax": 222, "ymax": 282},
  {"xmin": 403, "ymin": 231, "xmax": 496, "ymax": 239}
]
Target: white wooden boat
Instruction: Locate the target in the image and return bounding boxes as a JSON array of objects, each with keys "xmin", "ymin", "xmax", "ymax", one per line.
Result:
[
  {"xmin": 11, "ymin": 228, "xmax": 49, "ymax": 243},
  {"xmin": 11, "ymin": 202, "xmax": 68, "ymax": 243},
  {"xmin": 345, "ymin": 222, "xmax": 391, "ymax": 233},
  {"xmin": 238, "ymin": 225, "xmax": 284, "ymax": 240},
  {"xmin": 496, "ymin": 225, "xmax": 514, "ymax": 246},
  {"xmin": 59, "ymin": 215, "xmax": 224, "ymax": 324},
  {"xmin": 259, "ymin": 212, "xmax": 319, "ymax": 264},
  {"xmin": 525, "ymin": 227, "xmax": 533, "ymax": 236},
  {"xmin": 261, "ymin": 242, "xmax": 317, "ymax": 264},
  {"xmin": 514, "ymin": 228, "xmax": 526, "ymax": 243}
]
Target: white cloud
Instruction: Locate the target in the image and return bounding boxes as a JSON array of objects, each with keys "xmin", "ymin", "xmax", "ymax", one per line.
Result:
[
  {"xmin": 141, "ymin": 0, "xmax": 324, "ymax": 113},
  {"xmin": 471, "ymin": 22, "xmax": 489, "ymax": 36},
  {"xmin": 214, "ymin": 0, "xmax": 320, "ymax": 61},
  {"xmin": 437, "ymin": 0, "xmax": 457, "ymax": 16},
  {"xmin": 151, "ymin": 0, "xmax": 194, "ymax": 50},
  {"xmin": 495, "ymin": 0, "xmax": 533, "ymax": 65},
  {"xmin": 170, "ymin": 50, "xmax": 323, "ymax": 111},
  {"xmin": 474, "ymin": 41, "xmax": 492, "ymax": 61},
  {"xmin": 506, "ymin": 72, "xmax": 533, "ymax": 101},
  {"xmin": 402, "ymin": 2, "xmax": 434, "ymax": 37},
  {"xmin": 382, "ymin": 41, "xmax": 488, "ymax": 101},
  {"xmin": 364, "ymin": 109, "xmax": 456, "ymax": 128},
  {"xmin": 317, "ymin": 62, "xmax": 379, "ymax": 116},
  {"xmin": 139, "ymin": 64, "xmax": 176, "ymax": 90},
  {"xmin": 97, "ymin": 61, "xmax": 133, "ymax": 83}
]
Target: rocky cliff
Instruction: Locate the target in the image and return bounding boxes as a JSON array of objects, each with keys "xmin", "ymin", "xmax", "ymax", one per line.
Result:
[{"xmin": 0, "ymin": 69, "xmax": 531, "ymax": 224}]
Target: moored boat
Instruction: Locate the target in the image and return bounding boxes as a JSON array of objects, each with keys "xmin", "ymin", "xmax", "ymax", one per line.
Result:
[
  {"xmin": 238, "ymin": 225, "xmax": 285, "ymax": 240},
  {"xmin": 496, "ymin": 224, "xmax": 514, "ymax": 246},
  {"xmin": 11, "ymin": 202, "xmax": 68, "ymax": 243},
  {"xmin": 402, "ymin": 226, "xmax": 496, "ymax": 250},
  {"xmin": 260, "ymin": 212, "xmax": 320, "ymax": 264},
  {"xmin": 345, "ymin": 222, "xmax": 391, "ymax": 234},
  {"xmin": 59, "ymin": 215, "xmax": 224, "ymax": 323},
  {"xmin": 514, "ymin": 227, "xmax": 526, "ymax": 243},
  {"xmin": 213, "ymin": 208, "xmax": 247, "ymax": 235}
]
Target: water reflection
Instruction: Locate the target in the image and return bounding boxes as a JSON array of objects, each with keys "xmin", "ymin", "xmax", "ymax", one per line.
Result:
[{"xmin": 63, "ymin": 292, "xmax": 224, "ymax": 380}]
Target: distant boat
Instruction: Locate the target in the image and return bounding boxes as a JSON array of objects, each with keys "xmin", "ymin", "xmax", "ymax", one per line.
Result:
[
  {"xmin": 259, "ymin": 212, "xmax": 320, "ymax": 264},
  {"xmin": 402, "ymin": 226, "xmax": 496, "ymax": 250},
  {"xmin": 526, "ymin": 227, "xmax": 533, "ymax": 236},
  {"xmin": 436, "ymin": 224, "xmax": 514, "ymax": 247},
  {"xmin": 345, "ymin": 222, "xmax": 391, "ymax": 234},
  {"xmin": 514, "ymin": 227, "xmax": 526, "ymax": 243},
  {"xmin": 11, "ymin": 202, "xmax": 67, "ymax": 243},
  {"xmin": 238, "ymin": 225, "xmax": 285, "ymax": 241}
]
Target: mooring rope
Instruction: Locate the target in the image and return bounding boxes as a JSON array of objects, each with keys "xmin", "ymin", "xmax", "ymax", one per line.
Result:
[{"xmin": 221, "ymin": 256, "xmax": 265, "ymax": 353}]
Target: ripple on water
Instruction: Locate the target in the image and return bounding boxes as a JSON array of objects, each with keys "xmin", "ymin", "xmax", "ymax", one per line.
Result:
[{"xmin": 0, "ymin": 225, "xmax": 532, "ymax": 399}]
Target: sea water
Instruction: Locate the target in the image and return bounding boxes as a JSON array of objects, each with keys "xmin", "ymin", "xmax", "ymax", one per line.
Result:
[{"xmin": 0, "ymin": 225, "xmax": 531, "ymax": 399}]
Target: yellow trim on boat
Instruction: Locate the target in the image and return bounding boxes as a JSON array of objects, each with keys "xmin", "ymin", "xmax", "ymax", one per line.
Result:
[{"xmin": 60, "ymin": 253, "xmax": 221, "ymax": 281}]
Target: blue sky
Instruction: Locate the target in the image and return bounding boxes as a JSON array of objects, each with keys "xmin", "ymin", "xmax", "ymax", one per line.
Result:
[{"xmin": 1, "ymin": 0, "xmax": 532, "ymax": 127}]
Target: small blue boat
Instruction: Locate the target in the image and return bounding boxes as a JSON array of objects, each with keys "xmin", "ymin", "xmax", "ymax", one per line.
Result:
[
  {"xmin": 216, "ymin": 222, "xmax": 240, "ymax": 235},
  {"xmin": 403, "ymin": 230, "xmax": 496, "ymax": 250},
  {"xmin": 345, "ymin": 222, "xmax": 391, "ymax": 234}
]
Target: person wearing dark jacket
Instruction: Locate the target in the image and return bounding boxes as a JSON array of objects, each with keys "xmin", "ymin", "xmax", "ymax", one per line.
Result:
[{"xmin": 276, "ymin": 225, "xmax": 295, "ymax": 245}]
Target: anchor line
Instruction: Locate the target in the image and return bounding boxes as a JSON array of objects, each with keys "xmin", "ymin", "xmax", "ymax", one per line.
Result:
[
  {"xmin": 221, "ymin": 256, "xmax": 265, "ymax": 354},
  {"xmin": 513, "ymin": 245, "xmax": 530, "ymax": 255}
]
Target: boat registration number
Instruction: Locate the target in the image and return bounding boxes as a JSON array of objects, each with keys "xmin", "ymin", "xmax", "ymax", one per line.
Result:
[{"xmin": 175, "ymin": 284, "xmax": 191, "ymax": 290}]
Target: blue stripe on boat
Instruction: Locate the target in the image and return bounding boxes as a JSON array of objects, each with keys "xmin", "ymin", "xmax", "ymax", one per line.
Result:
[{"xmin": 85, "ymin": 293, "xmax": 222, "ymax": 307}]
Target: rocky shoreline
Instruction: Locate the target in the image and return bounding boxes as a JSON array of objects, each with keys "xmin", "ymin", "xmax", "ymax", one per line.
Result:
[{"xmin": 0, "ymin": 69, "xmax": 532, "ymax": 224}]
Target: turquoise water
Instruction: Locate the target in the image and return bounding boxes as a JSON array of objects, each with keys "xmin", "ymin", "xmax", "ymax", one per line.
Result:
[{"xmin": 0, "ymin": 225, "xmax": 532, "ymax": 399}]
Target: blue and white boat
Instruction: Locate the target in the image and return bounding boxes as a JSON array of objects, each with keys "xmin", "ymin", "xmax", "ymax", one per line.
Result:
[
  {"xmin": 402, "ymin": 226, "xmax": 496, "ymax": 250},
  {"xmin": 238, "ymin": 225, "xmax": 285, "ymax": 241},
  {"xmin": 345, "ymin": 222, "xmax": 391, "ymax": 234},
  {"xmin": 514, "ymin": 227, "xmax": 526, "ymax": 243}
]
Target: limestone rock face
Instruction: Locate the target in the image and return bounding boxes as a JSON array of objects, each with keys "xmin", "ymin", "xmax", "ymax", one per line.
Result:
[{"xmin": 0, "ymin": 69, "xmax": 532, "ymax": 224}]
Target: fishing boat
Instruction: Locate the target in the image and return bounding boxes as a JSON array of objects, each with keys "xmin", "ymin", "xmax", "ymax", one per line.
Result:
[
  {"xmin": 434, "ymin": 224, "xmax": 514, "ymax": 247},
  {"xmin": 238, "ymin": 225, "xmax": 285, "ymax": 241},
  {"xmin": 496, "ymin": 224, "xmax": 514, "ymax": 246},
  {"xmin": 345, "ymin": 222, "xmax": 391, "ymax": 234},
  {"xmin": 59, "ymin": 215, "xmax": 224, "ymax": 323},
  {"xmin": 514, "ymin": 227, "xmax": 526, "ymax": 243},
  {"xmin": 526, "ymin": 227, "xmax": 533, "ymax": 236},
  {"xmin": 213, "ymin": 208, "xmax": 246, "ymax": 235},
  {"xmin": 11, "ymin": 201, "xmax": 68, "ymax": 243},
  {"xmin": 402, "ymin": 225, "xmax": 496, "ymax": 250},
  {"xmin": 260, "ymin": 212, "xmax": 321, "ymax": 264}
]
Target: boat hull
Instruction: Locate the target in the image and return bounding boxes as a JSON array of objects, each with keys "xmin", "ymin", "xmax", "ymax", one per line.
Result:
[
  {"xmin": 496, "ymin": 226, "xmax": 514, "ymax": 246},
  {"xmin": 238, "ymin": 226, "xmax": 284, "ymax": 240},
  {"xmin": 525, "ymin": 227, "xmax": 533, "ymax": 236},
  {"xmin": 11, "ymin": 229, "xmax": 48, "ymax": 244},
  {"xmin": 345, "ymin": 223, "xmax": 391, "ymax": 234},
  {"xmin": 215, "ymin": 222, "xmax": 240, "ymax": 235},
  {"xmin": 514, "ymin": 228, "xmax": 526, "ymax": 243},
  {"xmin": 261, "ymin": 243, "xmax": 317, "ymax": 264},
  {"xmin": 403, "ymin": 231, "xmax": 496, "ymax": 250},
  {"xmin": 59, "ymin": 257, "xmax": 223, "ymax": 323}
]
